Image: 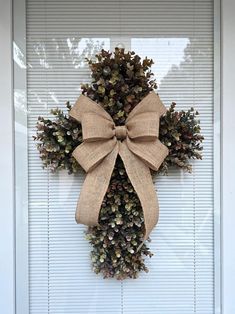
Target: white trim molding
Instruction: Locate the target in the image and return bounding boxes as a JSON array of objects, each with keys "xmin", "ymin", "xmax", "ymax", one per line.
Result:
[
  {"xmin": 214, "ymin": 1, "xmax": 221, "ymax": 314},
  {"xmin": 221, "ymin": 0, "xmax": 235, "ymax": 313},
  {"xmin": 0, "ymin": 0, "xmax": 15, "ymax": 314}
]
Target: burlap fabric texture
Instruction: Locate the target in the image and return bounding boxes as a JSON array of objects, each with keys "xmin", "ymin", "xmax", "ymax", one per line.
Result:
[{"xmin": 70, "ymin": 91, "xmax": 169, "ymax": 240}]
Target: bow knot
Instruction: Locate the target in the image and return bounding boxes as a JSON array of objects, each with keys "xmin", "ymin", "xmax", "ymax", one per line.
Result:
[
  {"xmin": 70, "ymin": 92, "xmax": 169, "ymax": 240},
  {"xmin": 115, "ymin": 125, "xmax": 127, "ymax": 140}
]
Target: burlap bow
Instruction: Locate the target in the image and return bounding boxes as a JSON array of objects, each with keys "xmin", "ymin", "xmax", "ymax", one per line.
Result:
[{"xmin": 70, "ymin": 92, "xmax": 169, "ymax": 240}]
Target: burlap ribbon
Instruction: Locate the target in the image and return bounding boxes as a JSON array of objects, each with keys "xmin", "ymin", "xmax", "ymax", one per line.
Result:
[{"xmin": 70, "ymin": 92, "xmax": 169, "ymax": 240}]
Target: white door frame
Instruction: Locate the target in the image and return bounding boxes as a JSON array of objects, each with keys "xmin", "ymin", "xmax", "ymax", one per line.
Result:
[
  {"xmin": 0, "ymin": 0, "xmax": 15, "ymax": 314},
  {"xmin": 1, "ymin": 0, "xmax": 235, "ymax": 313},
  {"xmin": 221, "ymin": 0, "xmax": 235, "ymax": 313}
]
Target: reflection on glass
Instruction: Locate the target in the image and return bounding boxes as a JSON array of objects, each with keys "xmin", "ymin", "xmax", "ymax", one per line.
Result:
[{"xmin": 132, "ymin": 38, "xmax": 189, "ymax": 86}]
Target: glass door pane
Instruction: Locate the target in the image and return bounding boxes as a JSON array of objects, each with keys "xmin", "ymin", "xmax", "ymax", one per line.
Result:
[{"xmin": 14, "ymin": 0, "xmax": 217, "ymax": 313}]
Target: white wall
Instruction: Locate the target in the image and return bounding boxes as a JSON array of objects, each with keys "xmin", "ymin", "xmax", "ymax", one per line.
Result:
[
  {"xmin": 221, "ymin": 0, "xmax": 235, "ymax": 313},
  {"xmin": 0, "ymin": 1, "xmax": 15, "ymax": 314}
]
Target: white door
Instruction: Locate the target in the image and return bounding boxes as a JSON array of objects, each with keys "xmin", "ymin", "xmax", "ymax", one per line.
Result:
[{"xmin": 13, "ymin": 0, "xmax": 220, "ymax": 313}]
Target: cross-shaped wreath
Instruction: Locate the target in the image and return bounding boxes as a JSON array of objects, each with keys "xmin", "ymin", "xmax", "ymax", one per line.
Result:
[{"xmin": 34, "ymin": 48, "xmax": 204, "ymax": 280}]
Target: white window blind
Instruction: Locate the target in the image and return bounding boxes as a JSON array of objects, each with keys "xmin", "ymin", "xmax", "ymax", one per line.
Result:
[{"xmin": 24, "ymin": 0, "xmax": 215, "ymax": 313}]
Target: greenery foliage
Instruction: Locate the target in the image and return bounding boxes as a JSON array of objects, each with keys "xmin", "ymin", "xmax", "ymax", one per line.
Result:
[{"xmin": 34, "ymin": 48, "xmax": 203, "ymax": 279}]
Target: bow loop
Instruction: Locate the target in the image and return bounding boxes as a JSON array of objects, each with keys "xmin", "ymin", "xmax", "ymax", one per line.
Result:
[
  {"xmin": 81, "ymin": 113, "xmax": 114, "ymax": 142},
  {"xmin": 126, "ymin": 112, "xmax": 160, "ymax": 140},
  {"xmin": 72, "ymin": 139, "xmax": 117, "ymax": 172},
  {"xmin": 126, "ymin": 137, "xmax": 168, "ymax": 171}
]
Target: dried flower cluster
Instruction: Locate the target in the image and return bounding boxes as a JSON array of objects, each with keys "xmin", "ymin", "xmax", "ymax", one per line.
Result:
[
  {"xmin": 159, "ymin": 103, "xmax": 204, "ymax": 174},
  {"xmin": 34, "ymin": 48, "xmax": 203, "ymax": 279},
  {"xmin": 34, "ymin": 103, "xmax": 82, "ymax": 174}
]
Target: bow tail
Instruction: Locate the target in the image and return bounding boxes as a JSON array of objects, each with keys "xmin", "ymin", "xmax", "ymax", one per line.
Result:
[
  {"xmin": 119, "ymin": 141, "xmax": 159, "ymax": 241},
  {"xmin": 75, "ymin": 143, "xmax": 119, "ymax": 226}
]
